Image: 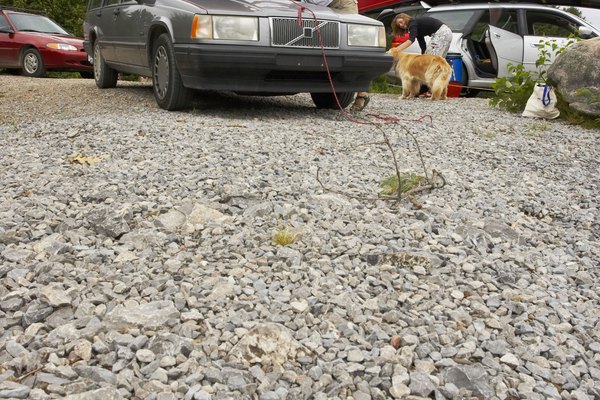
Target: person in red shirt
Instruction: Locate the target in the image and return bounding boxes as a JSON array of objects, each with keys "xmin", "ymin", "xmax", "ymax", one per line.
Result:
[
  {"xmin": 391, "ymin": 13, "xmax": 452, "ymax": 56},
  {"xmin": 390, "ymin": 33, "xmax": 410, "ymax": 48}
]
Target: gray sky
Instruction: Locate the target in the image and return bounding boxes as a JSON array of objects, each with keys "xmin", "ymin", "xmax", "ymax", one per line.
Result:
[{"xmin": 578, "ymin": 7, "xmax": 600, "ymax": 28}]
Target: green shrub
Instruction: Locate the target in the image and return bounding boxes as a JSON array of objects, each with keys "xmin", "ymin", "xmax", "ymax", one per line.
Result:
[{"xmin": 489, "ymin": 37, "xmax": 577, "ymax": 113}]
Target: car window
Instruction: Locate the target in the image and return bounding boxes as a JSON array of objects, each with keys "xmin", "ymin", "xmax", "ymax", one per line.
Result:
[
  {"xmin": 426, "ymin": 10, "xmax": 477, "ymax": 32},
  {"xmin": 8, "ymin": 13, "xmax": 69, "ymax": 35},
  {"xmin": 470, "ymin": 9, "xmax": 519, "ymax": 41},
  {"xmin": 104, "ymin": 0, "xmax": 122, "ymax": 6},
  {"xmin": 0, "ymin": 15, "xmax": 10, "ymax": 31},
  {"xmin": 526, "ymin": 10, "xmax": 575, "ymax": 38}
]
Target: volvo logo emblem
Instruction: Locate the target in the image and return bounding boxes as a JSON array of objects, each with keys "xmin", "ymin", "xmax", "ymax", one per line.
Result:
[{"xmin": 303, "ymin": 27, "xmax": 313, "ymax": 38}]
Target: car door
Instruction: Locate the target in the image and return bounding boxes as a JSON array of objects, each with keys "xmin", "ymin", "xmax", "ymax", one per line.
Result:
[
  {"xmin": 98, "ymin": 0, "xmax": 123, "ymax": 62},
  {"xmin": 113, "ymin": 0, "xmax": 145, "ymax": 66},
  {"xmin": 0, "ymin": 14, "xmax": 19, "ymax": 67},
  {"xmin": 487, "ymin": 25, "xmax": 523, "ymax": 78},
  {"xmin": 521, "ymin": 8, "xmax": 583, "ymax": 72}
]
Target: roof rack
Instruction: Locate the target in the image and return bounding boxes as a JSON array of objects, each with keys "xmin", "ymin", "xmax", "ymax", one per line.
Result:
[{"xmin": 0, "ymin": 5, "xmax": 45, "ymax": 16}]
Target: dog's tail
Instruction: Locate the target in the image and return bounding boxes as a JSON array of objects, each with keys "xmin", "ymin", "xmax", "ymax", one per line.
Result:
[{"xmin": 427, "ymin": 56, "xmax": 453, "ymax": 99}]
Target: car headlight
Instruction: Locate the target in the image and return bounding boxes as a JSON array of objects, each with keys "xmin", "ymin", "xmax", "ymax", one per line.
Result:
[
  {"xmin": 46, "ymin": 43, "xmax": 78, "ymax": 51},
  {"xmin": 347, "ymin": 24, "xmax": 386, "ymax": 48},
  {"xmin": 192, "ymin": 15, "xmax": 258, "ymax": 41}
]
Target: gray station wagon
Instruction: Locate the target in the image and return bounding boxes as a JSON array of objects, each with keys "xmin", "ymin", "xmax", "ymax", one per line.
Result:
[{"xmin": 83, "ymin": 0, "xmax": 392, "ymax": 110}]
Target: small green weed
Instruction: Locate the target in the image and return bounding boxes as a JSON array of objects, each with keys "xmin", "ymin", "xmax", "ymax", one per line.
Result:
[
  {"xmin": 473, "ymin": 128, "xmax": 497, "ymax": 139},
  {"xmin": 380, "ymin": 173, "xmax": 426, "ymax": 197},
  {"xmin": 525, "ymin": 121, "xmax": 550, "ymax": 136},
  {"xmin": 272, "ymin": 226, "xmax": 299, "ymax": 246}
]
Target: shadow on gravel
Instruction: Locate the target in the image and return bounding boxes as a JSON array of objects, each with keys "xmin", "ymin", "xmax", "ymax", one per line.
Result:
[
  {"xmin": 108, "ymin": 82, "xmax": 350, "ymax": 119},
  {"xmin": 189, "ymin": 90, "xmax": 315, "ymax": 113}
]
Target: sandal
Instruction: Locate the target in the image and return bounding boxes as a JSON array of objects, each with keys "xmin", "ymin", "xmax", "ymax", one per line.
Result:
[{"xmin": 350, "ymin": 95, "xmax": 370, "ymax": 112}]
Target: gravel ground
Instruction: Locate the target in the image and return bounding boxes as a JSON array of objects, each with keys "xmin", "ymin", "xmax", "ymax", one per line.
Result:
[{"xmin": 0, "ymin": 75, "xmax": 599, "ymax": 400}]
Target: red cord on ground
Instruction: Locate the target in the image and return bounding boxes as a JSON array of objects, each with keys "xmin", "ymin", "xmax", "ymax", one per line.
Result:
[{"xmin": 291, "ymin": 1, "xmax": 434, "ymax": 127}]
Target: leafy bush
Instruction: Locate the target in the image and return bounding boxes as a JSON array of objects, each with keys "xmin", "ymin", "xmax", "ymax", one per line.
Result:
[
  {"xmin": 489, "ymin": 37, "xmax": 577, "ymax": 113},
  {"xmin": 488, "ymin": 64, "xmax": 536, "ymax": 113}
]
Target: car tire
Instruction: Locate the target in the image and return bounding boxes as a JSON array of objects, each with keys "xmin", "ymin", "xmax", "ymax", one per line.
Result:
[
  {"xmin": 21, "ymin": 48, "xmax": 45, "ymax": 77},
  {"xmin": 93, "ymin": 41, "xmax": 118, "ymax": 88},
  {"xmin": 152, "ymin": 33, "xmax": 191, "ymax": 111},
  {"xmin": 80, "ymin": 71, "xmax": 94, "ymax": 79},
  {"xmin": 310, "ymin": 92, "xmax": 354, "ymax": 109}
]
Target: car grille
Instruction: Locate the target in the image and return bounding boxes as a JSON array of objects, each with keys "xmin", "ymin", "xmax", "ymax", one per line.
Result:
[{"xmin": 271, "ymin": 18, "xmax": 340, "ymax": 49}]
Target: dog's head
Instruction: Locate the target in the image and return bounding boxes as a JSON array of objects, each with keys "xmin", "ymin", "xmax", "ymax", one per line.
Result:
[
  {"xmin": 387, "ymin": 47, "xmax": 402, "ymax": 60},
  {"xmin": 387, "ymin": 47, "xmax": 416, "ymax": 63}
]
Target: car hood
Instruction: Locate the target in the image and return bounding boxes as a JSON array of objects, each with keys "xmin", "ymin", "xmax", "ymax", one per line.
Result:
[
  {"xmin": 51, "ymin": 35, "xmax": 83, "ymax": 45},
  {"xmin": 31, "ymin": 33, "xmax": 83, "ymax": 45},
  {"xmin": 187, "ymin": 0, "xmax": 371, "ymax": 22},
  {"xmin": 20, "ymin": 31, "xmax": 83, "ymax": 44}
]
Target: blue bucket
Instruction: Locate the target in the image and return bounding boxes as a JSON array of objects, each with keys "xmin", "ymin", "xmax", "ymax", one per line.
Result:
[{"xmin": 446, "ymin": 53, "xmax": 463, "ymax": 83}]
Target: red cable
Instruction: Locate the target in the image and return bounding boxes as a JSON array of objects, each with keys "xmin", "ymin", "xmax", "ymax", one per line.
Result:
[{"xmin": 291, "ymin": 1, "xmax": 433, "ymax": 126}]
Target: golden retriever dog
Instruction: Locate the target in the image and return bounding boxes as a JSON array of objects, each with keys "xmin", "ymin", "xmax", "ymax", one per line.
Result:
[{"xmin": 388, "ymin": 47, "xmax": 452, "ymax": 100}]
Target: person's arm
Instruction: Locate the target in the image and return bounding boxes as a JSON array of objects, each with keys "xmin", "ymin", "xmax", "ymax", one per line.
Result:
[
  {"xmin": 418, "ymin": 37, "xmax": 426, "ymax": 54},
  {"xmin": 395, "ymin": 39, "xmax": 413, "ymax": 52}
]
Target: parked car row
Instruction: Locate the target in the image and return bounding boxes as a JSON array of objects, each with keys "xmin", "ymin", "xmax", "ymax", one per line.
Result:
[
  {"xmin": 0, "ymin": 6, "xmax": 92, "ymax": 78},
  {"xmin": 2, "ymin": 1, "xmax": 600, "ymax": 109}
]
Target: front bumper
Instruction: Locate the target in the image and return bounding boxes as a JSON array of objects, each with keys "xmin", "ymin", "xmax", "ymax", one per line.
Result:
[
  {"xmin": 175, "ymin": 44, "xmax": 392, "ymax": 93},
  {"xmin": 41, "ymin": 48, "xmax": 93, "ymax": 72}
]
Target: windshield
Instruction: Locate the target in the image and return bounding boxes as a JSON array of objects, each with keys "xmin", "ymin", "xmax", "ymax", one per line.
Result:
[{"xmin": 8, "ymin": 13, "xmax": 69, "ymax": 35}]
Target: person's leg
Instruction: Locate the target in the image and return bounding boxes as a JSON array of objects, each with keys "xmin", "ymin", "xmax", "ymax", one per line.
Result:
[
  {"xmin": 425, "ymin": 25, "xmax": 453, "ymax": 57},
  {"xmin": 350, "ymin": 92, "xmax": 370, "ymax": 111},
  {"xmin": 420, "ymin": 25, "xmax": 453, "ymax": 97}
]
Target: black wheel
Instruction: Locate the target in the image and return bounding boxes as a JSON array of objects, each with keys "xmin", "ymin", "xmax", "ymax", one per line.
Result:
[
  {"xmin": 80, "ymin": 71, "xmax": 94, "ymax": 79},
  {"xmin": 152, "ymin": 33, "xmax": 191, "ymax": 111},
  {"xmin": 310, "ymin": 92, "xmax": 355, "ymax": 109},
  {"xmin": 93, "ymin": 41, "xmax": 118, "ymax": 88},
  {"xmin": 21, "ymin": 48, "xmax": 45, "ymax": 77}
]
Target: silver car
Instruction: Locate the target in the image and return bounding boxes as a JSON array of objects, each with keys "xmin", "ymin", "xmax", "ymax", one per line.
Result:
[
  {"xmin": 377, "ymin": 2, "xmax": 599, "ymax": 93},
  {"xmin": 83, "ymin": 0, "xmax": 392, "ymax": 110}
]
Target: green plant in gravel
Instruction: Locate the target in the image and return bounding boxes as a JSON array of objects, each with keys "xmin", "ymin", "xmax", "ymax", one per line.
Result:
[
  {"xmin": 489, "ymin": 36, "xmax": 578, "ymax": 113},
  {"xmin": 473, "ymin": 129, "xmax": 497, "ymax": 139},
  {"xmin": 525, "ymin": 121, "xmax": 550, "ymax": 136},
  {"xmin": 379, "ymin": 172, "xmax": 426, "ymax": 197},
  {"xmin": 272, "ymin": 225, "xmax": 299, "ymax": 246}
]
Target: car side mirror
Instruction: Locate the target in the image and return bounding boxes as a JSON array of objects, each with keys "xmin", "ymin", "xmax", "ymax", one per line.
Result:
[
  {"xmin": 578, "ymin": 26, "xmax": 593, "ymax": 38},
  {"xmin": 0, "ymin": 27, "xmax": 14, "ymax": 34}
]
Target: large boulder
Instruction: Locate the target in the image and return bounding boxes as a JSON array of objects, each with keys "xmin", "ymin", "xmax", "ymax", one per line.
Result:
[{"xmin": 547, "ymin": 37, "xmax": 600, "ymax": 117}]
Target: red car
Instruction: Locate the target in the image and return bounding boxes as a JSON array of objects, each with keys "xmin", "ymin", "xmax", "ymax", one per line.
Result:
[{"xmin": 0, "ymin": 7, "xmax": 92, "ymax": 78}]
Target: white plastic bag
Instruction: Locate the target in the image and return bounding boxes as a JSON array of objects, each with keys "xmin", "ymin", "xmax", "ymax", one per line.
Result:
[{"xmin": 522, "ymin": 84, "xmax": 560, "ymax": 119}]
